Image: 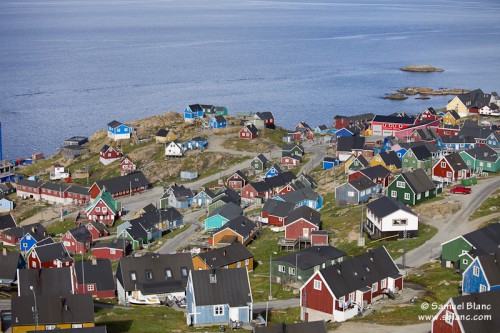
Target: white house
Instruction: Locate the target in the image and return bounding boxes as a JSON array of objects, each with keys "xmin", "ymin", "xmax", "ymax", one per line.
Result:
[
  {"xmin": 165, "ymin": 141, "xmax": 186, "ymax": 157},
  {"xmin": 364, "ymin": 196, "xmax": 419, "ymax": 240},
  {"xmin": 107, "ymin": 120, "xmax": 132, "ymax": 141},
  {"xmin": 50, "ymin": 164, "xmax": 70, "ymax": 181}
]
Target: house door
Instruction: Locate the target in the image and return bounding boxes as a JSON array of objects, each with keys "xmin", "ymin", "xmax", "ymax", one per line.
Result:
[
  {"xmin": 303, "ymin": 228, "xmax": 309, "ymax": 238},
  {"xmin": 229, "ymin": 307, "xmax": 239, "ymax": 321}
]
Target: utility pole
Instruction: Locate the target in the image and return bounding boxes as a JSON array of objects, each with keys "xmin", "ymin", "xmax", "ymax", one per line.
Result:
[
  {"xmin": 358, "ymin": 200, "xmax": 365, "ymax": 247},
  {"xmin": 29, "ymin": 286, "xmax": 38, "ymax": 331},
  {"xmin": 269, "ymin": 254, "xmax": 272, "ymax": 301},
  {"xmin": 402, "ymin": 226, "xmax": 407, "ymax": 269}
]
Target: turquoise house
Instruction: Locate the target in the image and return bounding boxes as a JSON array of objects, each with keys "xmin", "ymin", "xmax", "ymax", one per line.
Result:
[{"xmin": 204, "ymin": 202, "xmax": 242, "ymax": 231}]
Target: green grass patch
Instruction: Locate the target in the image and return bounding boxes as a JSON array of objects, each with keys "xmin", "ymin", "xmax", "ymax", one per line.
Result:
[
  {"xmin": 470, "ymin": 189, "xmax": 500, "ymax": 220},
  {"xmin": 16, "ymin": 202, "xmax": 51, "ymax": 222},
  {"xmin": 267, "ymin": 307, "xmax": 301, "ymax": 325},
  {"xmin": 46, "ymin": 218, "xmax": 78, "ymax": 237},
  {"xmin": 361, "ymin": 262, "xmax": 461, "ymax": 325}
]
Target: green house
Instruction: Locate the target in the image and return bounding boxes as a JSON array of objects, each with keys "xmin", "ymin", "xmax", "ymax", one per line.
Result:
[
  {"xmin": 402, "ymin": 145, "xmax": 433, "ymax": 171},
  {"xmin": 344, "ymin": 154, "xmax": 369, "ymax": 173},
  {"xmin": 459, "ymin": 146, "xmax": 500, "ymax": 173},
  {"xmin": 118, "ymin": 223, "xmax": 147, "ymax": 251},
  {"xmin": 215, "ymin": 106, "xmax": 228, "ymax": 115},
  {"xmin": 271, "ymin": 246, "xmax": 346, "ymax": 284},
  {"xmin": 251, "ymin": 154, "xmax": 270, "ymax": 172},
  {"xmin": 387, "ymin": 169, "xmax": 436, "ymax": 206},
  {"xmin": 441, "ymin": 223, "xmax": 500, "ymax": 271}
]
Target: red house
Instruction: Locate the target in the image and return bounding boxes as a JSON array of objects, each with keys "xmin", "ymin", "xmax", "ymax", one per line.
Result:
[
  {"xmin": 348, "ymin": 165, "xmax": 392, "ymax": 188},
  {"xmin": 120, "ymin": 157, "xmax": 137, "ymax": 176},
  {"xmin": 333, "ymin": 113, "xmax": 375, "ymax": 130},
  {"xmin": 99, "ymin": 145, "xmax": 123, "ymax": 165},
  {"xmin": 241, "ymin": 181, "xmax": 272, "ymax": 201},
  {"xmin": 239, "ymin": 124, "xmax": 259, "ymax": 139},
  {"xmin": 431, "ymin": 290, "xmax": 500, "ymax": 333},
  {"xmin": 371, "ymin": 115, "xmax": 418, "ymax": 136},
  {"xmin": 300, "ymin": 246, "xmax": 402, "ymax": 323},
  {"xmin": 89, "ymin": 171, "xmax": 150, "ymax": 199},
  {"xmin": 74, "ymin": 259, "xmax": 116, "ymax": 298},
  {"xmin": 85, "ymin": 222, "xmax": 110, "ymax": 240},
  {"xmin": 311, "ymin": 230, "xmax": 329, "ymax": 246},
  {"xmin": 436, "ymin": 125, "xmax": 460, "ymax": 137},
  {"xmin": 254, "ymin": 111, "xmax": 275, "ymax": 129},
  {"xmin": 420, "ymin": 107, "xmax": 441, "ymax": 121},
  {"xmin": 432, "ymin": 153, "xmax": 471, "ymax": 183},
  {"xmin": 284, "ymin": 206, "xmax": 320, "ymax": 242},
  {"xmin": 65, "ymin": 186, "xmax": 91, "ymax": 205},
  {"xmin": 61, "ymin": 225, "xmax": 93, "ymax": 254},
  {"xmin": 260, "ymin": 199, "xmax": 296, "ymax": 227},
  {"xmin": 226, "ymin": 170, "xmax": 248, "ymax": 190},
  {"xmin": 15, "ymin": 178, "xmax": 43, "ymax": 200},
  {"xmin": 85, "ymin": 190, "xmax": 122, "ymax": 226},
  {"xmin": 29, "ymin": 242, "xmax": 73, "ymax": 269},
  {"xmin": 277, "ymin": 183, "xmax": 296, "ymax": 196},
  {"xmin": 91, "ymin": 238, "xmax": 130, "ymax": 260},
  {"xmin": 281, "ymin": 155, "xmax": 301, "ymax": 169}
]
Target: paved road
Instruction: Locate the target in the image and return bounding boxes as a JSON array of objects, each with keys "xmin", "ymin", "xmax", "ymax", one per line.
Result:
[
  {"xmin": 403, "ymin": 177, "xmax": 500, "ymax": 268},
  {"xmin": 156, "ymin": 210, "xmax": 204, "ymax": 254},
  {"xmin": 253, "ymin": 298, "xmax": 299, "ymax": 313}
]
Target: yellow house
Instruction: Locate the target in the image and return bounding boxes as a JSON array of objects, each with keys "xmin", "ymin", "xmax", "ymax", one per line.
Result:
[
  {"xmin": 446, "ymin": 96, "xmax": 469, "ymax": 117},
  {"xmin": 155, "ymin": 128, "xmax": 177, "ymax": 144},
  {"xmin": 369, "ymin": 151, "xmax": 401, "ymax": 172},
  {"xmin": 442, "ymin": 110, "xmax": 461, "ymax": 126},
  {"xmin": 192, "ymin": 243, "xmax": 254, "ymax": 271},
  {"xmin": 11, "ymin": 294, "xmax": 95, "ymax": 333},
  {"xmin": 344, "ymin": 154, "xmax": 369, "ymax": 174}
]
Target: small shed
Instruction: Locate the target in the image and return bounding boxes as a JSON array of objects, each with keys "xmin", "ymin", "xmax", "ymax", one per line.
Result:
[{"xmin": 180, "ymin": 170, "xmax": 198, "ymax": 181}]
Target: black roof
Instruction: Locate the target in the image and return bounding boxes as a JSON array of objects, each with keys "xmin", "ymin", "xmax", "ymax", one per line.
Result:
[
  {"xmin": 12, "ymin": 293, "xmax": 94, "ymax": 326},
  {"xmin": 336, "ymin": 136, "xmax": 366, "ymax": 152},
  {"xmin": 94, "ymin": 171, "xmax": 150, "ymax": 195},
  {"xmin": 372, "ymin": 115, "xmax": 416, "ymax": 124},
  {"xmin": 107, "ymin": 120, "xmax": 123, "ymax": 128},
  {"xmin": 68, "ymin": 225, "xmax": 92, "ymax": 243},
  {"xmin": 415, "ymin": 127, "xmax": 439, "ymax": 141},
  {"xmin": 274, "ymin": 246, "xmax": 346, "ymax": 270},
  {"xmin": 0, "ymin": 249, "xmax": 23, "ymax": 282},
  {"xmin": 400, "ymin": 169, "xmax": 436, "ymax": 193},
  {"xmin": 348, "ymin": 176, "xmax": 377, "ymax": 191},
  {"xmin": 197, "ymin": 243, "xmax": 253, "ymax": 268},
  {"xmin": 262, "ymin": 199, "xmax": 296, "ymax": 218},
  {"xmin": 245, "ymin": 124, "xmax": 259, "ymax": 135},
  {"xmin": 0, "ymin": 213, "xmax": 16, "ymax": 230},
  {"xmin": 249, "ymin": 181, "xmax": 271, "ymax": 193},
  {"xmin": 18, "ymin": 267, "xmax": 74, "ymax": 296},
  {"xmin": 215, "ymin": 216, "xmax": 257, "ymax": 238},
  {"xmin": 255, "ymin": 321, "xmax": 327, "ymax": 333},
  {"xmin": 3, "ymin": 223, "xmax": 46, "ymax": 239},
  {"xmin": 463, "ymin": 223, "xmax": 500, "ymax": 257},
  {"xmin": 366, "ymin": 196, "xmax": 417, "ymax": 218},
  {"xmin": 255, "ymin": 111, "xmax": 274, "ymax": 120},
  {"xmin": 462, "ymin": 145, "xmax": 498, "ymax": 162},
  {"xmin": 441, "ymin": 136, "xmax": 476, "ymax": 144},
  {"xmin": 74, "ymin": 259, "xmax": 115, "ymax": 291},
  {"xmin": 89, "ymin": 221, "xmax": 110, "ymax": 234},
  {"xmin": 358, "ymin": 165, "xmax": 391, "ymax": 180},
  {"xmin": 190, "ymin": 267, "xmax": 252, "ymax": 307},
  {"xmin": 323, "ymin": 156, "xmax": 337, "ymax": 163},
  {"xmin": 264, "ymin": 171, "xmax": 296, "ymax": 189},
  {"xmin": 278, "ymin": 187, "xmax": 319, "ymax": 204},
  {"xmin": 209, "ymin": 202, "xmax": 243, "ymax": 219},
  {"xmin": 444, "ymin": 152, "xmax": 468, "ymax": 171},
  {"xmin": 40, "ymin": 182, "xmax": 70, "ymax": 192},
  {"xmin": 92, "ymin": 238, "xmax": 129, "ymax": 250},
  {"xmin": 213, "ymin": 115, "xmax": 226, "ymax": 123},
  {"xmin": 477, "ymin": 251, "xmax": 500, "ymax": 287},
  {"xmin": 408, "ymin": 145, "xmax": 432, "ymax": 161},
  {"xmin": 319, "ymin": 247, "xmax": 400, "ymax": 298},
  {"xmin": 446, "ymin": 110, "xmax": 461, "ymax": 120},
  {"xmin": 451, "ymin": 289, "xmax": 500, "ymax": 332},
  {"xmin": 457, "ymin": 89, "xmax": 492, "ymax": 108},
  {"xmin": 34, "ymin": 242, "xmax": 72, "ymax": 263},
  {"xmin": 378, "ymin": 151, "xmax": 402, "ymax": 169},
  {"xmin": 116, "ymin": 252, "xmax": 193, "ymax": 293},
  {"xmin": 156, "ymin": 128, "xmax": 169, "ymax": 137},
  {"xmin": 285, "ymin": 206, "xmax": 320, "ymax": 226},
  {"xmin": 254, "ymin": 154, "xmax": 269, "ymax": 164},
  {"xmin": 66, "ymin": 186, "xmax": 90, "ymax": 196},
  {"xmin": 459, "ymin": 126, "xmax": 493, "ymax": 140},
  {"xmin": 125, "ymin": 220, "xmax": 149, "ymax": 239},
  {"xmin": 16, "ymin": 178, "xmax": 43, "ymax": 188},
  {"xmin": 282, "ymin": 143, "xmax": 304, "ymax": 152}
]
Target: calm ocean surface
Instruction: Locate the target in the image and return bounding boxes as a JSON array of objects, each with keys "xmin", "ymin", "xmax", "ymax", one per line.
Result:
[{"xmin": 1, "ymin": 0, "xmax": 500, "ymax": 158}]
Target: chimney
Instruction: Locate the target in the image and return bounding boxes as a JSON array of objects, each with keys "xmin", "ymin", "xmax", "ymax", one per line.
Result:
[{"xmin": 2, "ymin": 248, "xmax": 6, "ymax": 256}]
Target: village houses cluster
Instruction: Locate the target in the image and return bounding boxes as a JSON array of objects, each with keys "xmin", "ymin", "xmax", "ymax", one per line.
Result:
[{"xmin": 0, "ymin": 88, "xmax": 499, "ymax": 332}]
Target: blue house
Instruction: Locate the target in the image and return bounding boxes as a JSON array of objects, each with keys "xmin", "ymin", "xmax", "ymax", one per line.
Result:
[
  {"xmin": 314, "ymin": 125, "xmax": 329, "ymax": 134},
  {"xmin": 439, "ymin": 136, "xmax": 477, "ymax": 152},
  {"xmin": 486, "ymin": 132, "xmax": 500, "ymax": 148},
  {"xmin": 0, "ymin": 197, "xmax": 13, "ymax": 212},
  {"xmin": 186, "ymin": 268, "xmax": 253, "ymax": 326},
  {"xmin": 193, "ymin": 188, "xmax": 218, "ymax": 207},
  {"xmin": 462, "ymin": 252, "xmax": 500, "ymax": 295},
  {"xmin": 0, "ymin": 173, "xmax": 15, "ymax": 184},
  {"xmin": 19, "ymin": 232, "xmax": 53, "ymax": 253},
  {"xmin": 275, "ymin": 188, "xmax": 323, "ymax": 211},
  {"xmin": 334, "ymin": 177, "xmax": 380, "ymax": 207},
  {"xmin": 160, "ymin": 184, "xmax": 196, "ymax": 209},
  {"xmin": 335, "ymin": 127, "xmax": 356, "ymax": 138},
  {"xmin": 264, "ymin": 164, "xmax": 283, "ymax": 178},
  {"xmin": 204, "ymin": 202, "xmax": 243, "ymax": 231},
  {"xmin": 184, "ymin": 104, "xmax": 205, "ymax": 122},
  {"xmin": 186, "ymin": 137, "xmax": 208, "ymax": 150},
  {"xmin": 209, "ymin": 115, "xmax": 227, "ymax": 129},
  {"xmin": 322, "ymin": 157, "xmax": 339, "ymax": 170},
  {"xmin": 107, "ymin": 120, "xmax": 131, "ymax": 141}
]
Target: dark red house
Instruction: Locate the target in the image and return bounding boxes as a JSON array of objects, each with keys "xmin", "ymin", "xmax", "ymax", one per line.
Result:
[
  {"xmin": 281, "ymin": 155, "xmax": 301, "ymax": 169},
  {"xmin": 88, "ymin": 171, "xmax": 150, "ymax": 199},
  {"xmin": 277, "ymin": 183, "xmax": 296, "ymax": 196},
  {"xmin": 420, "ymin": 107, "xmax": 441, "ymax": 122},
  {"xmin": 432, "ymin": 153, "xmax": 471, "ymax": 183},
  {"xmin": 436, "ymin": 125, "xmax": 460, "ymax": 137},
  {"xmin": 284, "ymin": 206, "xmax": 320, "ymax": 242},
  {"xmin": 99, "ymin": 144, "xmax": 123, "ymax": 165},
  {"xmin": 239, "ymin": 124, "xmax": 259, "ymax": 139},
  {"xmin": 85, "ymin": 222, "xmax": 110, "ymax": 240},
  {"xmin": 74, "ymin": 259, "xmax": 116, "ymax": 298},
  {"xmin": 91, "ymin": 238, "xmax": 130, "ymax": 260},
  {"xmin": 241, "ymin": 181, "xmax": 272, "ymax": 201},
  {"xmin": 311, "ymin": 230, "xmax": 329, "ymax": 246},
  {"xmin": 226, "ymin": 170, "xmax": 248, "ymax": 190},
  {"xmin": 85, "ymin": 190, "xmax": 122, "ymax": 226},
  {"xmin": 29, "ymin": 242, "xmax": 73, "ymax": 269},
  {"xmin": 261, "ymin": 199, "xmax": 296, "ymax": 227},
  {"xmin": 120, "ymin": 157, "xmax": 137, "ymax": 176},
  {"xmin": 61, "ymin": 225, "xmax": 93, "ymax": 254},
  {"xmin": 348, "ymin": 165, "xmax": 392, "ymax": 188}
]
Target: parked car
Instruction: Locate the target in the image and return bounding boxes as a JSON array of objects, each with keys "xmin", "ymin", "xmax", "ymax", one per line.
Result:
[{"xmin": 450, "ymin": 185, "xmax": 471, "ymax": 194}]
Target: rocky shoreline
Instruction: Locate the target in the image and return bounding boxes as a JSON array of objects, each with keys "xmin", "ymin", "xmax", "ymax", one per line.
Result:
[{"xmin": 385, "ymin": 87, "xmax": 470, "ymax": 100}]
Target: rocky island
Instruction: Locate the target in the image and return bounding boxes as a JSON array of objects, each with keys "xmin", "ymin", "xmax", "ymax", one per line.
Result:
[{"xmin": 400, "ymin": 65, "xmax": 444, "ymax": 72}]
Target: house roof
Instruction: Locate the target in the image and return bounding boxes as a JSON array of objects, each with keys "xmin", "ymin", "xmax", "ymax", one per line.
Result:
[
  {"xmin": 456, "ymin": 89, "xmax": 492, "ymax": 108},
  {"xmin": 92, "ymin": 238, "xmax": 129, "ymax": 250},
  {"xmin": 477, "ymin": 251, "xmax": 500, "ymax": 287},
  {"xmin": 89, "ymin": 221, "xmax": 110, "ymax": 235},
  {"xmin": 451, "ymin": 289, "xmax": 500, "ymax": 332},
  {"xmin": 463, "ymin": 223, "xmax": 500, "ymax": 257},
  {"xmin": 415, "ymin": 127, "xmax": 439, "ymax": 141},
  {"xmin": 274, "ymin": 246, "xmax": 346, "ymax": 270},
  {"xmin": 0, "ymin": 250, "xmax": 22, "ymax": 281},
  {"xmin": 85, "ymin": 190, "xmax": 120, "ymax": 215},
  {"xmin": 459, "ymin": 126, "xmax": 494, "ymax": 140},
  {"xmin": 3, "ymin": 223, "xmax": 46, "ymax": 239},
  {"xmin": 268, "ymin": 163, "xmax": 284, "ymax": 174},
  {"xmin": 215, "ymin": 216, "xmax": 257, "ymax": 239},
  {"xmin": 441, "ymin": 136, "xmax": 476, "ymax": 144},
  {"xmin": 462, "ymin": 146, "xmax": 498, "ymax": 162},
  {"xmin": 230, "ymin": 170, "xmax": 248, "ymax": 182},
  {"xmin": 190, "ymin": 267, "xmax": 252, "ymax": 307},
  {"xmin": 358, "ymin": 165, "xmax": 391, "ymax": 180},
  {"xmin": 348, "ymin": 176, "xmax": 377, "ymax": 192},
  {"xmin": 255, "ymin": 111, "xmax": 274, "ymax": 120},
  {"xmin": 401, "ymin": 169, "xmax": 436, "ymax": 193},
  {"xmin": 282, "ymin": 152, "xmax": 302, "ymax": 161},
  {"xmin": 197, "ymin": 243, "xmax": 254, "ymax": 268},
  {"xmin": 116, "ymin": 253, "xmax": 193, "ymax": 293},
  {"xmin": 68, "ymin": 225, "xmax": 92, "ymax": 243},
  {"xmin": 156, "ymin": 128, "xmax": 169, "ymax": 137},
  {"xmin": 249, "ymin": 181, "xmax": 271, "ymax": 193},
  {"xmin": 336, "ymin": 136, "xmax": 366, "ymax": 152},
  {"xmin": 262, "ymin": 199, "xmax": 296, "ymax": 218},
  {"xmin": 444, "ymin": 152, "xmax": 468, "ymax": 171},
  {"xmin": 319, "ymin": 246, "xmax": 400, "ymax": 298},
  {"xmin": 40, "ymin": 182, "xmax": 70, "ymax": 192},
  {"xmin": 94, "ymin": 171, "xmax": 150, "ymax": 195},
  {"xmin": 66, "ymin": 185, "xmax": 90, "ymax": 196},
  {"xmin": 0, "ymin": 182, "xmax": 15, "ymax": 193},
  {"xmin": 279, "ymin": 187, "xmax": 320, "ymax": 204},
  {"xmin": 18, "ymin": 267, "xmax": 74, "ymax": 296},
  {"xmin": 0, "ymin": 213, "xmax": 16, "ymax": 230},
  {"xmin": 372, "ymin": 115, "xmax": 416, "ymax": 124},
  {"xmin": 285, "ymin": 206, "xmax": 320, "ymax": 226},
  {"xmin": 107, "ymin": 120, "xmax": 123, "ymax": 128},
  {"xmin": 213, "ymin": 115, "xmax": 226, "ymax": 123},
  {"xmin": 317, "ymin": 125, "xmax": 329, "ymax": 131},
  {"xmin": 264, "ymin": 171, "xmax": 296, "ymax": 189},
  {"xmin": 409, "ymin": 145, "xmax": 432, "ymax": 161},
  {"xmin": 244, "ymin": 124, "xmax": 259, "ymax": 135},
  {"xmin": 208, "ymin": 202, "xmax": 243, "ymax": 219},
  {"xmin": 446, "ymin": 110, "xmax": 461, "ymax": 120},
  {"xmin": 282, "ymin": 143, "xmax": 304, "ymax": 152},
  {"xmin": 124, "ymin": 221, "xmax": 149, "ymax": 240},
  {"xmin": 323, "ymin": 157, "xmax": 337, "ymax": 163},
  {"xmin": 169, "ymin": 184, "xmax": 196, "ymax": 201},
  {"xmin": 254, "ymin": 154, "xmax": 269, "ymax": 164},
  {"xmin": 378, "ymin": 151, "xmax": 402, "ymax": 169},
  {"xmin": 74, "ymin": 259, "xmax": 115, "ymax": 291},
  {"xmin": 16, "ymin": 178, "xmax": 43, "ymax": 189},
  {"xmin": 366, "ymin": 196, "xmax": 417, "ymax": 218},
  {"xmin": 12, "ymin": 293, "xmax": 94, "ymax": 326},
  {"xmin": 34, "ymin": 242, "xmax": 72, "ymax": 263}
]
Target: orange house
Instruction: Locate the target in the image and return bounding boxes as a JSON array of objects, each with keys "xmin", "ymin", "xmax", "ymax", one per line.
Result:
[
  {"xmin": 192, "ymin": 243, "xmax": 254, "ymax": 271},
  {"xmin": 212, "ymin": 216, "xmax": 258, "ymax": 248}
]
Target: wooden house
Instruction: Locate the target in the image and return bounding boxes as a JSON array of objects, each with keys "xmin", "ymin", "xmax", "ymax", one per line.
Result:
[
  {"xmin": 107, "ymin": 120, "xmax": 131, "ymax": 140},
  {"xmin": 0, "ymin": 249, "xmax": 25, "ymax": 285},
  {"xmin": 333, "ymin": 113, "xmax": 374, "ymax": 130},
  {"xmin": 29, "ymin": 242, "xmax": 73, "ymax": 269},
  {"xmin": 85, "ymin": 222, "xmax": 110, "ymax": 240},
  {"xmin": 272, "ymin": 246, "xmax": 346, "ymax": 284},
  {"xmin": 275, "ymin": 187, "xmax": 323, "ymax": 211},
  {"xmin": 85, "ymin": 190, "xmax": 122, "ymax": 226},
  {"xmin": 192, "ymin": 188, "xmax": 218, "ymax": 207},
  {"xmin": 371, "ymin": 115, "xmax": 417, "ymax": 136},
  {"xmin": 239, "ymin": 124, "xmax": 259, "ymax": 139},
  {"xmin": 300, "ymin": 246, "xmax": 402, "ymax": 323},
  {"xmin": 442, "ymin": 110, "xmax": 461, "ymax": 125},
  {"xmin": 161, "ymin": 184, "xmax": 196, "ymax": 209},
  {"xmin": 165, "ymin": 141, "xmax": 186, "ymax": 157},
  {"xmin": 19, "ymin": 233, "xmax": 53, "ymax": 254},
  {"xmin": 322, "ymin": 157, "xmax": 339, "ymax": 170},
  {"xmin": 99, "ymin": 145, "xmax": 123, "ymax": 165},
  {"xmin": 420, "ymin": 107, "xmax": 440, "ymax": 121},
  {"xmin": 116, "ymin": 252, "xmax": 193, "ymax": 305},
  {"xmin": 365, "ymin": 196, "xmax": 419, "ymax": 240},
  {"xmin": 335, "ymin": 177, "xmax": 379, "ymax": 207},
  {"xmin": 344, "ymin": 154, "xmax": 369, "ymax": 174},
  {"xmin": 446, "ymin": 89, "xmax": 492, "ymax": 117},
  {"xmin": 253, "ymin": 112, "xmax": 275, "ymax": 129},
  {"xmin": 62, "ymin": 225, "xmax": 93, "ymax": 254},
  {"xmin": 402, "ymin": 145, "xmax": 433, "ymax": 171},
  {"xmin": 226, "ymin": 170, "xmax": 248, "ymax": 190},
  {"xmin": 75, "ymin": 259, "xmax": 115, "ymax": 298},
  {"xmin": 209, "ymin": 115, "xmax": 227, "ymax": 129},
  {"xmin": 264, "ymin": 164, "xmax": 283, "ymax": 178},
  {"xmin": 185, "ymin": 136, "xmax": 208, "ymax": 150},
  {"xmin": 281, "ymin": 154, "xmax": 301, "ymax": 169},
  {"xmin": 91, "ymin": 238, "xmax": 130, "ymax": 260},
  {"xmin": 0, "ymin": 182, "xmax": 15, "ymax": 196},
  {"xmin": 193, "ymin": 243, "xmax": 254, "ymax": 271},
  {"xmin": 155, "ymin": 128, "xmax": 177, "ymax": 143},
  {"xmin": 0, "ymin": 196, "xmax": 13, "ymax": 212},
  {"xmin": 15, "ymin": 178, "xmax": 43, "ymax": 200},
  {"xmin": 212, "ymin": 216, "xmax": 258, "ymax": 248},
  {"xmin": 120, "ymin": 157, "xmax": 136, "ymax": 176},
  {"xmin": 89, "ymin": 171, "xmax": 150, "ymax": 199},
  {"xmin": 260, "ymin": 199, "xmax": 296, "ymax": 227},
  {"xmin": 486, "ymin": 132, "xmax": 500, "ymax": 148},
  {"xmin": 186, "ymin": 268, "xmax": 253, "ymax": 326},
  {"xmin": 335, "ymin": 136, "xmax": 366, "ymax": 162},
  {"xmin": 204, "ymin": 202, "xmax": 243, "ymax": 231},
  {"xmin": 349, "ymin": 165, "xmax": 391, "ymax": 188},
  {"xmin": 251, "ymin": 154, "xmax": 270, "ymax": 171},
  {"xmin": 184, "ymin": 104, "xmax": 204, "ymax": 122},
  {"xmin": 387, "ymin": 169, "xmax": 437, "ymax": 206},
  {"xmin": 241, "ymin": 181, "xmax": 272, "ymax": 202},
  {"xmin": 459, "ymin": 146, "xmax": 500, "ymax": 173},
  {"xmin": 369, "ymin": 151, "xmax": 402, "ymax": 172},
  {"xmin": 280, "ymin": 206, "xmax": 320, "ymax": 249},
  {"xmin": 314, "ymin": 125, "xmax": 329, "ymax": 134},
  {"xmin": 282, "ymin": 143, "xmax": 305, "ymax": 157},
  {"xmin": 432, "ymin": 152, "xmax": 470, "ymax": 183},
  {"xmin": 462, "ymin": 251, "xmax": 500, "ymax": 295},
  {"xmin": 1, "ymin": 223, "xmax": 46, "ymax": 247}
]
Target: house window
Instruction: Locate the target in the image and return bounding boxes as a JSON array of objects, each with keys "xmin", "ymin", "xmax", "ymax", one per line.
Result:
[
  {"xmin": 425, "ymin": 191, "xmax": 429, "ymax": 197},
  {"xmin": 289, "ymin": 267, "xmax": 295, "ymax": 275},
  {"xmin": 372, "ymin": 282, "xmax": 378, "ymax": 292},
  {"xmin": 473, "ymin": 266, "xmax": 479, "ymax": 277},
  {"xmin": 444, "ymin": 311, "xmax": 454, "ymax": 325},
  {"xmin": 164, "ymin": 268, "xmax": 172, "ymax": 279},
  {"xmin": 397, "ymin": 181, "xmax": 405, "ymax": 188},
  {"xmin": 45, "ymin": 325, "xmax": 56, "ymax": 330},
  {"xmin": 96, "ymin": 207, "xmax": 100, "ymax": 213},
  {"xmin": 245, "ymin": 259, "xmax": 250, "ymax": 266},
  {"xmin": 237, "ymin": 261, "xmax": 241, "ymax": 268},
  {"xmin": 349, "ymin": 292, "xmax": 355, "ymax": 301},
  {"xmin": 145, "ymin": 269, "xmax": 154, "ymax": 280},
  {"xmin": 72, "ymin": 324, "xmax": 83, "ymax": 328},
  {"xmin": 347, "ymin": 191, "xmax": 354, "ymax": 197},
  {"xmin": 130, "ymin": 271, "xmax": 137, "ymax": 281},
  {"xmin": 417, "ymin": 194, "xmax": 421, "ymax": 200},
  {"xmin": 404, "ymin": 193, "xmax": 410, "ymax": 200},
  {"xmin": 391, "ymin": 190, "xmax": 397, "ymax": 198},
  {"xmin": 314, "ymin": 280, "xmax": 322, "ymax": 290},
  {"xmin": 487, "ymin": 163, "xmax": 491, "ymax": 167},
  {"xmin": 110, "ymin": 249, "xmax": 116, "ymax": 255},
  {"xmin": 480, "ymin": 284, "xmax": 487, "ymax": 292},
  {"xmin": 278, "ymin": 265, "xmax": 285, "ymax": 273},
  {"xmin": 102, "ymin": 207, "xmax": 107, "ymax": 214},
  {"xmin": 467, "ymin": 160, "xmax": 471, "ymax": 165},
  {"xmin": 441, "ymin": 162, "xmax": 446, "ymax": 168},
  {"xmin": 87, "ymin": 284, "xmax": 94, "ymax": 291},
  {"xmin": 393, "ymin": 219, "xmax": 407, "ymax": 226},
  {"xmin": 381, "ymin": 279, "xmax": 387, "ymax": 289},
  {"xmin": 180, "ymin": 266, "xmax": 188, "ymax": 277},
  {"xmin": 214, "ymin": 305, "xmax": 224, "ymax": 316}
]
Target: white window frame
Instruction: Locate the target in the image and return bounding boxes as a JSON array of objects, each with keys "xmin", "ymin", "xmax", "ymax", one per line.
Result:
[
  {"xmin": 441, "ymin": 162, "xmax": 446, "ymax": 168},
  {"xmin": 445, "ymin": 310, "xmax": 454, "ymax": 325},
  {"xmin": 278, "ymin": 265, "xmax": 285, "ymax": 273},
  {"xmin": 396, "ymin": 181, "xmax": 405, "ymax": 188},
  {"xmin": 347, "ymin": 191, "xmax": 354, "ymax": 197},
  {"xmin": 372, "ymin": 282, "xmax": 378, "ymax": 292},
  {"xmin": 214, "ymin": 305, "xmax": 224, "ymax": 316},
  {"xmin": 87, "ymin": 284, "xmax": 94, "ymax": 291},
  {"xmin": 473, "ymin": 266, "xmax": 479, "ymax": 277},
  {"xmin": 391, "ymin": 190, "xmax": 397, "ymax": 198},
  {"xmin": 480, "ymin": 284, "xmax": 487, "ymax": 292},
  {"xmin": 381, "ymin": 279, "xmax": 387, "ymax": 289},
  {"xmin": 245, "ymin": 259, "xmax": 250, "ymax": 266},
  {"xmin": 404, "ymin": 193, "xmax": 410, "ymax": 200},
  {"xmin": 289, "ymin": 267, "xmax": 295, "ymax": 275},
  {"xmin": 314, "ymin": 280, "xmax": 322, "ymax": 290}
]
